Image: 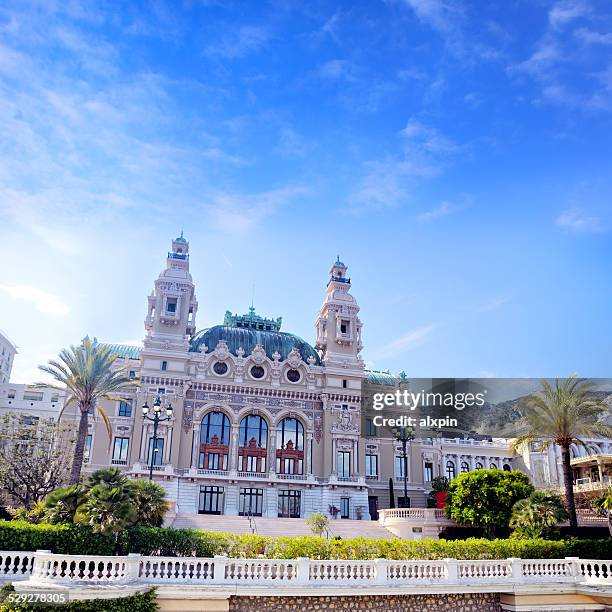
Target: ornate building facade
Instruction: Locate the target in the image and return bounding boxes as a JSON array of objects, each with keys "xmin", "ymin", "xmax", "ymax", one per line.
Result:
[{"xmin": 59, "ymin": 235, "xmax": 612, "ymax": 520}]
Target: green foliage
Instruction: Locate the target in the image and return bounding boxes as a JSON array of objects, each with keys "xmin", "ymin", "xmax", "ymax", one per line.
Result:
[
  {"xmin": 305, "ymin": 512, "xmax": 330, "ymax": 536},
  {"xmin": 42, "ymin": 485, "xmax": 87, "ymax": 525},
  {"xmin": 430, "ymin": 476, "xmax": 449, "ymax": 492},
  {"xmin": 0, "ymin": 521, "xmax": 116, "ymax": 555},
  {"xmin": 510, "ymin": 490, "xmax": 569, "ymax": 539},
  {"xmin": 39, "ymin": 337, "xmax": 136, "ymax": 485},
  {"xmin": 77, "ymin": 483, "xmax": 136, "ymax": 537},
  {"xmin": 128, "ymin": 480, "xmax": 170, "ymax": 528},
  {"xmin": 0, "ymin": 584, "xmax": 157, "ymax": 611},
  {"xmin": 593, "ymin": 487, "xmax": 612, "ymax": 536},
  {"xmin": 1, "ymin": 520, "xmax": 610, "ymax": 560},
  {"xmin": 446, "ymin": 469, "xmax": 534, "ymax": 537},
  {"xmin": 86, "ymin": 468, "xmax": 129, "ymax": 489}
]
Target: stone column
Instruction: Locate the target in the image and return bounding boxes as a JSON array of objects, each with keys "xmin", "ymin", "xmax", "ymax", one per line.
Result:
[
  {"xmin": 469, "ymin": 455, "xmax": 475, "ymax": 471},
  {"xmin": 230, "ymin": 424, "xmax": 239, "ymax": 471},
  {"xmin": 191, "ymin": 427, "xmax": 200, "ymax": 468},
  {"xmin": 306, "ymin": 431, "xmax": 313, "ymax": 475}
]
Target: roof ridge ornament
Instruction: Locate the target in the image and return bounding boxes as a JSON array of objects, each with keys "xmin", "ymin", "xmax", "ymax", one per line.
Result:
[{"xmin": 224, "ymin": 308, "xmax": 282, "ymax": 331}]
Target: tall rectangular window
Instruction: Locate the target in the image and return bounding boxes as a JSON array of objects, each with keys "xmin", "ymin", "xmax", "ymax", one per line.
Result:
[
  {"xmin": 395, "ymin": 456, "xmax": 406, "ymax": 479},
  {"xmin": 166, "ymin": 298, "xmax": 177, "ymax": 313},
  {"xmin": 337, "ymin": 451, "xmax": 351, "ymax": 478},
  {"xmin": 340, "ymin": 497, "xmax": 350, "ymax": 519},
  {"xmin": 112, "ymin": 437, "xmax": 129, "ymax": 463},
  {"xmin": 365, "ymin": 418, "xmax": 377, "ymax": 437},
  {"xmin": 424, "ymin": 461, "xmax": 434, "ymax": 482},
  {"xmin": 365, "ymin": 454, "xmax": 378, "ymax": 478},
  {"xmin": 118, "ymin": 401, "xmax": 132, "ymax": 417},
  {"xmin": 199, "ymin": 486, "xmax": 224, "ymax": 515},
  {"xmin": 161, "ymin": 361, "xmax": 168, "ymax": 371},
  {"xmin": 239, "ymin": 488, "xmax": 263, "ymax": 517},
  {"xmin": 147, "ymin": 438, "xmax": 164, "ymax": 466},
  {"xmin": 83, "ymin": 434, "xmax": 93, "ymax": 463},
  {"xmin": 278, "ymin": 490, "xmax": 301, "ymax": 518}
]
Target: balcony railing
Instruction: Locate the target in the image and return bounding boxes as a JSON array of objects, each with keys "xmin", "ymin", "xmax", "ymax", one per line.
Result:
[{"xmin": 6, "ymin": 550, "xmax": 611, "ymax": 591}]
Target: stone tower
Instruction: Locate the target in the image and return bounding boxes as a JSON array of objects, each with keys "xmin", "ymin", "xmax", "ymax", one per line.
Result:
[
  {"xmin": 315, "ymin": 257, "xmax": 363, "ymax": 368},
  {"xmin": 144, "ymin": 233, "xmax": 198, "ymax": 352}
]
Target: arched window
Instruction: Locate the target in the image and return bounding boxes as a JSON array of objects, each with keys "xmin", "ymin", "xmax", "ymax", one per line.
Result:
[
  {"xmin": 460, "ymin": 461, "xmax": 470, "ymax": 473},
  {"xmin": 199, "ymin": 411, "xmax": 230, "ymax": 470},
  {"xmin": 503, "ymin": 464, "xmax": 511, "ymax": 471},
  {"xmin": 276, "ymin": 417, "xmax": 305, "ymax": 475},
  {"xmin": 489, "ymin": 462, "xmax": 498, "ymax": 470},
  {"xmin": 238, "ymin": 415, "xmax": 268, "ymax": 473},
  {"xmin": 475, "ymin": 462, "xmax": 484, "ymax": 469},
  {"xmin": 446, "ymin": 460, "xmax": 456, "ymax": 480}
]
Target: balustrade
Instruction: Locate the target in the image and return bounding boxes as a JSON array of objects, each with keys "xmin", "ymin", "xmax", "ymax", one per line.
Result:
[{"xmin": 4, "ymin": 551, "xmax": 610, "ymax": 590}]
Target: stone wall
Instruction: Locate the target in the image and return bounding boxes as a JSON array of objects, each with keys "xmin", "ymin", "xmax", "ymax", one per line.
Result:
[{"xmin": 230, "ymin": 593, "xmax": 502, "ymax": 612}]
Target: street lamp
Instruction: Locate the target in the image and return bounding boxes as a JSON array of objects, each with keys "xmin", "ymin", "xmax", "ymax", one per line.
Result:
[
  {"xmin": 394, "ymin": 426, "xmax": 414, "ymax": 508},
  {"xmin": 142, "ymin": 395, "xmax": 173, "ymax": 481}
]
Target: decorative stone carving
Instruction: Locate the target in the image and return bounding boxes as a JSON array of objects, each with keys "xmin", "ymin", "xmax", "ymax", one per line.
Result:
[
  {"xmin": 250, "ymin": 344, "xmax": 266, "ymax": 365},
  {"xmin": 236, "ymin": 346, "xmax": 245, "ymax": 358},
  {"xmin": 332, "ymin": 409, "xmax": 359, "ymax": 433},
  {"xmin": 182, "ymin": 402, "xmax": 194, "ymax": 432},
  {"xmin": 213, "ymin": 340, "xmax": 230, "ymax": 360},
  {"xmin": 287, "ymin": 347, "xmax": 302, "ymax": 368},
  {"xmin": 314, "ymin": 413, "xmax": 323, "ymax": 443},
  {"xmin": 198, "ymin": 344, "xmax": 208, "ymax": 354}
]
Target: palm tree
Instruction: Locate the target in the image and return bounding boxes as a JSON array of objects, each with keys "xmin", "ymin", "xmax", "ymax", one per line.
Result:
[
  {"xmin": 42, "ymin": 484, "xmax": 87, "ymax": 524},
  {"xmin": 77, "ymin": 482, "xmax": 136, "ymax": 551},
  {"xmin": 39, "ymin": 337, "xmax": 135, "ymax": 485},
  {"xmin": 128, "ymin": 479, "xmax": 170, "ymax": 527},
  {"xmin": 509, "ymin": 490, "xmax": 568, "ymax": 538},
  {"xmin": 513, "ymin": 376, "xmax": 612, "ymax": 528},
  {"xmin": 593, "ymin": 488, "xmax": 612, "ymax": 537}
]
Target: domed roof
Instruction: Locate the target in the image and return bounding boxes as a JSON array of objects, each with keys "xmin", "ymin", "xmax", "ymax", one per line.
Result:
[{"xmin": 190, "ymin": 325, "xmax": 321, "ymax": 365}]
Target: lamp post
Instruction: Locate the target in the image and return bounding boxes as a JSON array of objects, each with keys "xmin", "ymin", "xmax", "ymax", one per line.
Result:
[
  {"xmin": 142, "ymin": 395, "xmax": 173, "ymax": 481},
  {"xmin": 394, "ymin": 426, "xmax": 414, "ymax": 508}
]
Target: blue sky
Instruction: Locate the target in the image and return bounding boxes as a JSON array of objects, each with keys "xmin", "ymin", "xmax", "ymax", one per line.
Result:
[{"xmin": 0, "ymin": 0, "xmax": 611, "ymax": 383}]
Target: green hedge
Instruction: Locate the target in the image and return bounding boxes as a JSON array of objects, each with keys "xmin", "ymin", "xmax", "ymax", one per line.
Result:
[
  {"xmin": 0, "ymin": 521, "xmax": 610, "ymax": 560},
  {"xmin": 0, "ymin": 585, "xmax": 157, "ymax": 611},
  {"xmin": 0, "ymin": 522, "xmax": 115, "ymax": 555}
]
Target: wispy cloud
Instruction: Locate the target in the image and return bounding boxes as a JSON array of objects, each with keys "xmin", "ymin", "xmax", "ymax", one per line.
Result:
[
  {"xmin": 549, "ymin": 1, "xmax": 588, "ymax": 29},
  {"xmin": 403, "ymin": 0, "xmax": 461, "ymax": 35},
  {"xmin": 0, "ymin": 284, "xmax": 69, "ymax": 317},
  {"xmin": 205, "ymin": 185, "xmax": 309, "ymax": 233},
  {"xmin": 556, "ymin": 208, "xmax": 607, "ymax": 233},
  {"xmin": 477, "ymin": 296, "xmax": 510, "ymax": 313},
  {"xmin": 417, "ymin": 201, "xmax": 454, "ymax": 222},
  {"xmin": 574, "ymin": 28, "xmax": 612, "ymax": 46},
  {"xmin": 372, "ymin": 325, "xmax": 436, "ymax": 360},
  {"xmin": 205, "ymin": 25, "xmax": 269, "ymax": 59},
  {"xmin": 400, "ymin": 119, "xmax": 461, "ymax": 155},
  {"xmin": 509, "ymin": 39, "xmax": 561, "ymax": 78}
]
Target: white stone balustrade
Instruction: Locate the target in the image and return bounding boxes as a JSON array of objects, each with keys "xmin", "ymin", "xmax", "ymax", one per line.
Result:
[{"xmin": 2, "ymin": 551, "xmax": 610, "ymax": 590}]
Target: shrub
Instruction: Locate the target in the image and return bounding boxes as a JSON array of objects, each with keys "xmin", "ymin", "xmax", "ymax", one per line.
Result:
[
  {"xmin": 305, "ymin": 512, "xmax": 330, "ymax": 536},
  {"xmin": 510, "ymin": 490, "xmax": 568, "ymax": 539},
  {"xmin": 446, "ymin": 469, "xmax": 534, "ymax": 537},
  {"xmin": 0, "ymin": 520, "xmax": 610, "ymax": 560},
  {"xmin": 0, "ymin": 584, "xmax": 157, "ymax": 611}
]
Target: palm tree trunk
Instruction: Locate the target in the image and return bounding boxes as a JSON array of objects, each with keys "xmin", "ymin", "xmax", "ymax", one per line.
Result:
[
  {"xmin": 560, "ymin": 443, "xmax": 578, "ymax": 529},
  {"xmin": 70, "ymin": 406, "xmax": 89, "ymax": 485}
]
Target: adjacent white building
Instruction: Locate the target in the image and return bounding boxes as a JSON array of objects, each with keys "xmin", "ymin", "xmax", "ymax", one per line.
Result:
[{"xmin": 0, "ymin": 330, "xmax": 17, "ymax": 384}]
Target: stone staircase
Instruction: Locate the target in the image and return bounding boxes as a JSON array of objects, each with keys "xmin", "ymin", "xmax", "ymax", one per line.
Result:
[{"xmin": 171, "ymin": 514, "xmax": 396, "ymax": 539}]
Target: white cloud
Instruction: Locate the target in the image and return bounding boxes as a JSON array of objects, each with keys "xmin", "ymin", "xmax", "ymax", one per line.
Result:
[
  {"xmin": 477, "ymin": 296, "xmax": 510, "ymax": 313},
  {"xmin": 509, "ymin": 39, "xmax": 561, "ymax": 78},
  {"xmin": 205, "ymin": 185, "xmax": 309, "ymax": 233},
  {"xmin": 205, "ymin": 25, "xmax": 269, "ymax": 59},
  {"xmin": 574, "ymin": 28, "xmax": 612, "ymax": 45},
  {"xmin": 417, "ymin": 201, "xmax": 454, "ymax": 222},
  {"xmin": 0, "ymin": 284, "xmax": 69, "ymax": 317},
  {"xmin": 372, "ymin": 325, "xmax": 436, "ymax": 360},
  {"xmin": 403, "ymin": 0, "xmax": 459, "ymax": 34},
  {"xmin": 556, "ymin": 208, "xmax": 607, "ymax": 233},
  {"xmin": 549, "ymin": 1, "xmax": 588, "ymax": 29},
  {"xmin": 400, "ymin": 119, "xmax": 461, "ymax": 155}
]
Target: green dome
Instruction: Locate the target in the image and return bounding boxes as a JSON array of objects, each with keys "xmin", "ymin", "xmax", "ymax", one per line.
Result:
[{"xmin": 190, "ymin": 325, "xmax": 321, "ymax": 365}]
